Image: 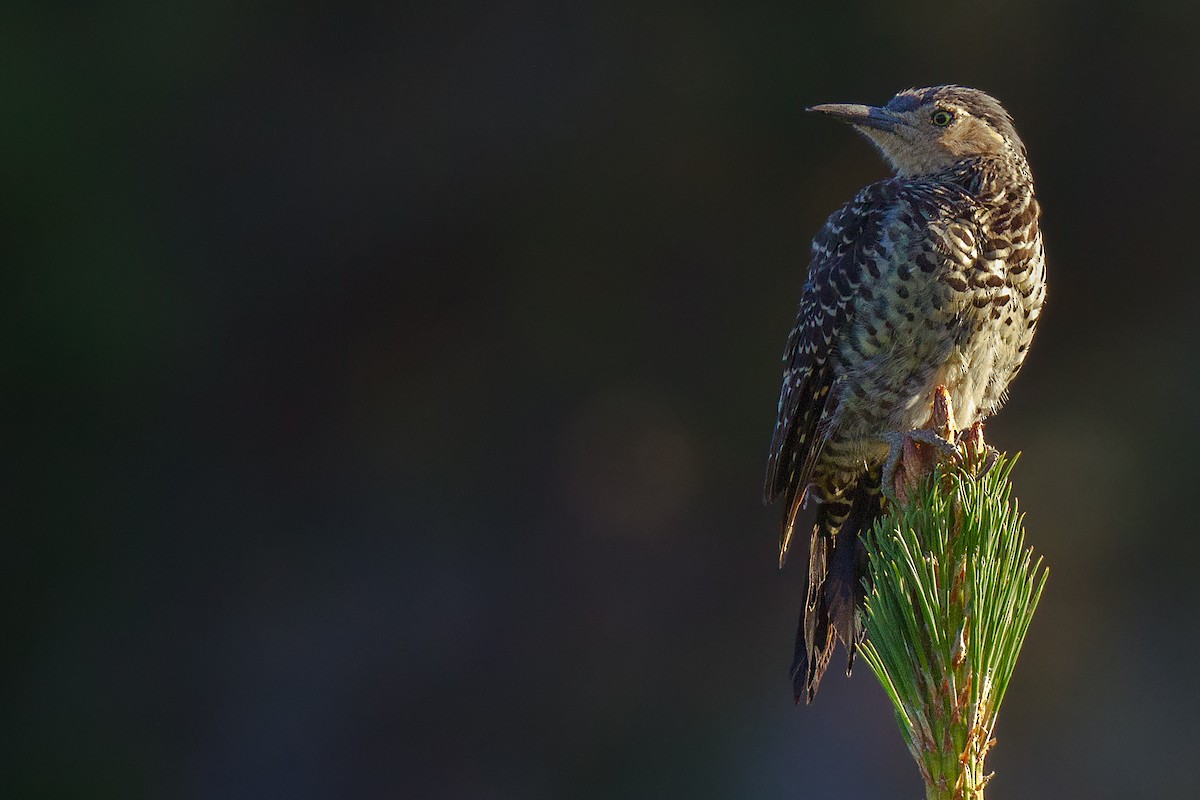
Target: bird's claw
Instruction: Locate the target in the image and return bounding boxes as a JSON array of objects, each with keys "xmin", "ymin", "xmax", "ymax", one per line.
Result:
[
  {"xmin": 906, "ymin": 428, "xmax": 962, "ymax": 459},
  {"xmin": 882, "ymin": 386, "xmax": 1000, "ymax": 506},
  {"xmin": 880, "ymin": 432, "xmax": 905, "ymax": 506},
  {"xmin": 883, "ymin": 429, "xmax": 959, "ymax": 506}
]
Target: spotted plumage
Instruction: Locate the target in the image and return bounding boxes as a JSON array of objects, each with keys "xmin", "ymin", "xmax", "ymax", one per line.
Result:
[{"xmin": 765, "ymin": 86, "xmax": 1045, "ymax": 703}]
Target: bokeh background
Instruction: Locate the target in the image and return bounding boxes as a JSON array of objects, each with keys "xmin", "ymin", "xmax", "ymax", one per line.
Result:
[{"xmin": 9, "ymin": 2, "xmax": 1200, "ymax": 798}]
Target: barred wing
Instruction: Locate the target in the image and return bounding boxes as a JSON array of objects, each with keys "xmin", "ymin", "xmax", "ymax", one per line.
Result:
[{"xmin": 763, "ymin": 182, "xmax": 903, "ymax": 558}]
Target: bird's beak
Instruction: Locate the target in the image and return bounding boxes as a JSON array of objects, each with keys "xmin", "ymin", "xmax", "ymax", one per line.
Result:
[{"xmin": 808, "ymin": 103, "xmax": 904, "ymax": 132}]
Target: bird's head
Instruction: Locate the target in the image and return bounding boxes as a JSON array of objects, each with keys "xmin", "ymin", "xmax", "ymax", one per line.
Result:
[{"xmin": 810, "ymin": 85, "xmax": 1025, "ymax": 177}]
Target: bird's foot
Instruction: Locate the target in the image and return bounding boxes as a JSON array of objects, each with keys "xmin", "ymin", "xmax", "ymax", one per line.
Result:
[
  {"xmin": 882, "ymin": 386, "xmax": 966, "ymax": 506},
  {"xmin": 880, "ymin": 432, "xmax": 905, "ymax": 506},
  {"xmin": 906, "ymin": 427, "xmax": 962, "ymax": 460},
  {"xmin": 884, "ymin": 429, "xmax": 961, "ymax": 506}
]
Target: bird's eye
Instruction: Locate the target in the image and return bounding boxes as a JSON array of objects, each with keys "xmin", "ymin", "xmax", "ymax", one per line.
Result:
[{"xmin": 931, "ymin": 109, "xmax": 954, "ymax": 127}]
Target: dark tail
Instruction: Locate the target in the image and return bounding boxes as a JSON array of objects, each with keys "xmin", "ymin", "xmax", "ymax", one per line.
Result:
[{"xmin": 790, "ymin": 478, "xmax": 881, "ymax": 703}]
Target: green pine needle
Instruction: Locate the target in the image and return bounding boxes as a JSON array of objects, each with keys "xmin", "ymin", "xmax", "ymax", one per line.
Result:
[{"xmin": 858, "ymin": 453, "xmax": 1047, "ymax": 800}]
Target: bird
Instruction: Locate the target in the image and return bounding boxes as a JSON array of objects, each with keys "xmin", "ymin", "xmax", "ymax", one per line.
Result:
[{"xmin": 764, "ymin": 85, "xmax": 1045, "ymax": 704}]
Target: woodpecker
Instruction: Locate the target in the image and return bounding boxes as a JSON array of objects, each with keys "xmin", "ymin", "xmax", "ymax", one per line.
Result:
[{"xmin": 764, "ymin": 86, "xmax": 1045, "ymax": 703}]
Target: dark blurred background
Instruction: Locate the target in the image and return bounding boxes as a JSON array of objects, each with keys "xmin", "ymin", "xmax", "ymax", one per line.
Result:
[{"xmin": 8, "ymin": 1, "xmax": 1200, "ymax": 798}]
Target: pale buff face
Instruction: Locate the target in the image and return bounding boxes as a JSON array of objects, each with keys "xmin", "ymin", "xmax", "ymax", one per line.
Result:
[{"xmin": 858, "ymin": 102, "xmax": 1011, "ymax": 177}]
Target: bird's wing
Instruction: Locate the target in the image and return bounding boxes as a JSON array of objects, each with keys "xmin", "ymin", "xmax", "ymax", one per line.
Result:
[{"xmin": 764, "ymin": 182, "xmax": 903, "ymax": 555}]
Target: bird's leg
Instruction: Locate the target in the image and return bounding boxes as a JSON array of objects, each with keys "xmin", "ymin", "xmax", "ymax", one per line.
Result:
[
  {"xmin": 880, "ymin": 387, "xmax": 963, "ymax": 506},
  {"xmin": 880, "ymin": 432, "xmax": 906, "ymax": 505}
]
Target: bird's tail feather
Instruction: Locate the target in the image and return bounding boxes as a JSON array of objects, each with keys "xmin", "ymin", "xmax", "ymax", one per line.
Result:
[{"xmin": 790, "ymin": 478, "xmax": 881, "ymax": 703}]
